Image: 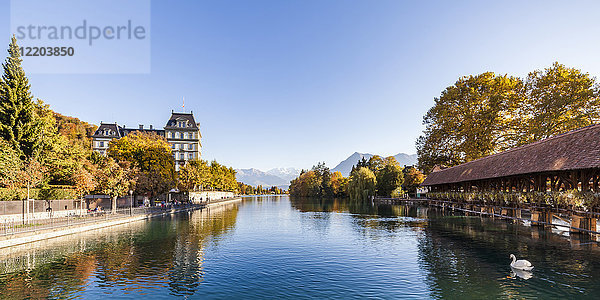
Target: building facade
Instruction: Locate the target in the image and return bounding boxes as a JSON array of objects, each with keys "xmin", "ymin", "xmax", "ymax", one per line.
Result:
[{"xmin": 92, "ymin": 111, "xmax": 202, "ymax": 171}]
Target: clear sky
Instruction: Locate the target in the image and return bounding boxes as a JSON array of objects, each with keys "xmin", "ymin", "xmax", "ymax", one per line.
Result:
[{"xmin": 1, "ymin": 0, "xmax": 600, "ymax": 170}]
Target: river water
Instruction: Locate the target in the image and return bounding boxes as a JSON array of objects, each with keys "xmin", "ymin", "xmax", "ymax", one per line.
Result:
[{"xmin": 1, "ymin": 196, "xmax": 599, "ymax": 299}]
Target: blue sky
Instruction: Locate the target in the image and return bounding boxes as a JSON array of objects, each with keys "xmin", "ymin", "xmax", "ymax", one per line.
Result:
[{"xmin": 1, "ymin": 0, "xmax": 600, "ymax": 170}]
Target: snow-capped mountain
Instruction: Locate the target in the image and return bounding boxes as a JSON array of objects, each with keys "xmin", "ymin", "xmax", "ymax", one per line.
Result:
[
  {"xmin": 236, "ymin": 167, "xmax": 301, "ymax": 188},
  {"xmin": 265, "ymin": 167, "xmax": 301, "ymax": 182}
]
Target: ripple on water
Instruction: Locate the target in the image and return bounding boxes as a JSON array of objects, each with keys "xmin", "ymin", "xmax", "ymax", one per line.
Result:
[{"xmin": 1, "ymin": 198, "xmax": 600, "ymax": 299}]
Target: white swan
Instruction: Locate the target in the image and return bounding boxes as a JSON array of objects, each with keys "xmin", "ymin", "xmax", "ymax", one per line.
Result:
[{"xmin": 510, "ymin": 254, "xmax": 534, "ymax": 271}]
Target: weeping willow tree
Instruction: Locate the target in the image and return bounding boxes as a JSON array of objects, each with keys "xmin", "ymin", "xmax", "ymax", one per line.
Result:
[{"xmin": 347, "ymin": 167, "xmax": 376, "ymax": 201}]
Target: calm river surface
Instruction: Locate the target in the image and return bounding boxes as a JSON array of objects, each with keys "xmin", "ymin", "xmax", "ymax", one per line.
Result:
[{"xmin": 1, "ymin": 196, "xmax": 600, "ymax": 299}]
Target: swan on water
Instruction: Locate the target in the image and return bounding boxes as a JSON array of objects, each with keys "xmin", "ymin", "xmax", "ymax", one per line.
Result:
[{"xmin": 510, "ymin": 254, "xmax": 534, "ymax": 271}]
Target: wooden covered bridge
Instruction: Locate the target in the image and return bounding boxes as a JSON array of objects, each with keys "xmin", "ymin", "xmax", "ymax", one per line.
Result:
[
  {"xmin": 420, "ymin": 124, "xmax": 600, "ymax": 234},
  {"xmin": 422, "ymin": 124, "xmax": 600, "ymax": 193}
]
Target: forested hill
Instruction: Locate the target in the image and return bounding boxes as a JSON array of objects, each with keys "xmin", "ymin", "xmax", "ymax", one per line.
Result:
[{"xmin": 53, "ymin": 111, "xmax": 97, "ymax": 147}]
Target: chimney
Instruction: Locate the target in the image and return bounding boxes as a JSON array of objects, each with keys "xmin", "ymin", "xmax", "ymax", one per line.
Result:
[
  {"xmin": 150, "ymin": 125, "xmax": 153, "ymax": 130},
  {"xmin": 139, "ymin": 124, "xmax": 143, "ymax": 130}
]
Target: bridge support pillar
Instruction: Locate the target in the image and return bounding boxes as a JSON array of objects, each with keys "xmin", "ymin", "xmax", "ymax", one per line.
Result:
[
  {"xmin": 531, "ymin": 210, "xmax": 553, "ymax": 227},
  {"xmin": 571, "ymin": 215, "xmax": 597, "ymax": 234}
]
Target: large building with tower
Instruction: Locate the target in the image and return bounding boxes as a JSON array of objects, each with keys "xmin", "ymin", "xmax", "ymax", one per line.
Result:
[{"xmin": 92, "ymin": 111, "xmax": 201, "ymax": 171}]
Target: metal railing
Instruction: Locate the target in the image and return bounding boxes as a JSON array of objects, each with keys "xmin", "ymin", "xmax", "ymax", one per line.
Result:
[{"xmin": 0, "ymin": 204, "xmax": 200, "ymax": 237}]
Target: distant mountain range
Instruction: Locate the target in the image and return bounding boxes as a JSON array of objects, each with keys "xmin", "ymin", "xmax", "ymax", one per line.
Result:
[
  {"xmin": 331, "ymin": 152, "xmax": 418, "ymax": 177},
  {"xmin": 236, "ymin": 167, "xmax": 301, "ymax": 189},
  {"xmin": 236, "ymin": 152, "xmax": 417, "ymax": 188}
]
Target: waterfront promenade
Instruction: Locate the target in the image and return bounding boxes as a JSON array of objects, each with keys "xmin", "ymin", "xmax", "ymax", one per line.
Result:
[{"xmin": 0, "ymin": 197, "xmax": 242, "ymax": 249}]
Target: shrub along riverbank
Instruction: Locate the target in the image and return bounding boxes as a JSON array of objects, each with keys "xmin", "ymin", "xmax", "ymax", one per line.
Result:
[{"xmin": 427, "ymin": 190, "xmax": 600, "ymax": 211}]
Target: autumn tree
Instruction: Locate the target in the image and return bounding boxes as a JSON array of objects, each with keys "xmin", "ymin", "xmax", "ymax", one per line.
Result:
[
  {"xmin": 53, "ymin": 112, "xmax": 97, "ymax": 149},
  {"xmin": 177, "ymin": 159, "xmax": 210, "ymax": 191},
  {"xmin": 330, "ymin": 171, "xmax": 348, "ymax": 197},
  {"xmin": 416, "ymin": 63, "xmax": 600, "ymax": 174},
  {"xmin": 93, "ymin": 158, "xmax": 136, "ymax": 212},
  {"xmin": 73, "ymin": 163, "xmax": 96, "ymax": 198},
  {"xmin": 416, "ymin": 72, "xmax": 525, "ymax": 174},
  {"xmin": 108, "ymin": 131, "xmax": 175, "ymax": 198},
  {"xmin": 402, "ymin": 166, "xmax": 425, "ymax": 195},
  {"xmin": 207, "ymin": 161, "xmax": 237, "ymax": 191},
  {"xmin": 289, "ymin": 170, "xmax": 319, "ymax": 197},
  {"xmin": 518, "ymin": 62, "xmax": 600, "ymax": 145},
  {"xmin": 17, "ymin": 158, "xmax": 46, "ymax": 199}
]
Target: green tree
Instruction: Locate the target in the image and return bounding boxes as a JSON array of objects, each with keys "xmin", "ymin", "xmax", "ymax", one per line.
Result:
[
  {"xmin": 0, "ymin": 36, "xmax": 43, "ymax": 159},
  {"xmin": 519, "ymin": 62, "xmax": 600, "ymax": 145},
  {"xmin": 367, "ymin": 155, "xmax": 385, "ymax": 173},
  {"xmin": 416, "ymin": 72, "xmax": 525, "ymax": 174},
  {"xmin": 347, "ymin": 167, "xmax": 376, "ymax": 201},
  {"xmin": 416, "ymin": 63, "xmax": 600, "ymax": 175},
  {"xmin": 0, "ymin": 139, "xmax": 22, "ymax": 188},
  {"xmin": 375, "ymin": 160, "xmax": 404, "ymax": 197}
]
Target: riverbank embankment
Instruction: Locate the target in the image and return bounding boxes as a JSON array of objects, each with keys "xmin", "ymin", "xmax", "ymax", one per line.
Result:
[{"xmin": 0, "ymin": 197, "xmax": 242, "ymax": 249}]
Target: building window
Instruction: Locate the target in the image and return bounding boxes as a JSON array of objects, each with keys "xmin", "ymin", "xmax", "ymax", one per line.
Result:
[
  {"xmin": 180, "ymin": 153, "xmax": 185, "ymax": 159},
  {"xmin": 188, "ymin": 153, "xmax": 193, "ymax": 160},
  {"xmin": 172, "ymin": 143, "xmax": 176, "ymax": 149},
  {"xmin": 188, "ymin": 144, "xmax": 193, "ymax": 150},
  {"xmin": 99, "ymin": 141, "xmax": 104, "ymax": 147}
]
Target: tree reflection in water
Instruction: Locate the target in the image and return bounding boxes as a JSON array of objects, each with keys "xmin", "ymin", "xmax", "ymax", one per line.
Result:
[
  {"xmin": 2, "ymin": 197, "xmax": 600, "ymax": 299},
  {"xmin": 0, "ymin": 204, "xmax": 239, "ymax": 299}
]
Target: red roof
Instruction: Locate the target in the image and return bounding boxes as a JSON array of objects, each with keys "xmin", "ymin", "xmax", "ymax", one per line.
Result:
[{"xmin": 421, "ymin": 124, "xmax": 600, "ymax": 186}]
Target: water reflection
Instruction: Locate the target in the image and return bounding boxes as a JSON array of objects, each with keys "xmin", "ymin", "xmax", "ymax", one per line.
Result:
[
  {"xmin": 510, "ymin": 267, "xmax": 533, "ymax": 280},
  {"xmin": 418, "ymin": 207, "xmax": 600, "ymax": 298},
  {"xmin": 0, "ymin": 203, "xmax": 239, "ymax": 299},
  {"xmin": 1, "ymin": 197, "xmax": 600, "ymax": 299}
]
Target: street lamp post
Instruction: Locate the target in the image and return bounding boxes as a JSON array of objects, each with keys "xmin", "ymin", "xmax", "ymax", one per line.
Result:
[{"xmin": 129, "ymin": 190, "xmax": 133, "ymax": 216}]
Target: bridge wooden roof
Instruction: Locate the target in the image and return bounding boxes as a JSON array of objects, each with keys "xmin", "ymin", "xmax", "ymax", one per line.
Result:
[{"xmin": 421, "ymin": 124, "xmax": 600, "ymax": 186}]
